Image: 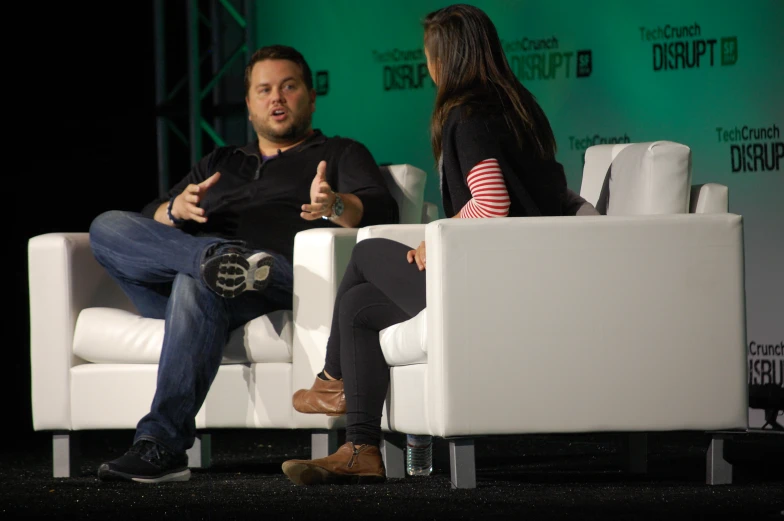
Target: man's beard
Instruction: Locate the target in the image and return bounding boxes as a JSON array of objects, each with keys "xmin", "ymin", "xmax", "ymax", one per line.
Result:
[{"xmin": 250, "ymin": 112, "xmax": 312, "ymax": 144}]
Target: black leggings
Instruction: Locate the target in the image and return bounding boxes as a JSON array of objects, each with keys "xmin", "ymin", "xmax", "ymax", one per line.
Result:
[{"xmin": 322, "ymin": 238, "xmax": 426, "ymax": 446}]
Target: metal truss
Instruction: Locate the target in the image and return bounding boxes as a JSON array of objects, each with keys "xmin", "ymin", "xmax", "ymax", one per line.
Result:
[{"xmin": 153, "ymin": 0, "xmax": 257, "ymax": 196}]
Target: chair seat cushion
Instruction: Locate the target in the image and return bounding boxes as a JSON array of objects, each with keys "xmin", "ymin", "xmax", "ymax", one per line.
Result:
[
  {"xmin": 380, "ymin": 308, "xmax": 427, "ymax": 366},
  {"xmin": 594, "ymin": 141, "xmax": 692, "ymax": 215},
  {"xmin": 73, "ymin": 308, "xmax": 293, "ymax": 364}
]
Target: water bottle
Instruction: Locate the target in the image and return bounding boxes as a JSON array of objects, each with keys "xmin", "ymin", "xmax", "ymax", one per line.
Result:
[{"xmin": 406, "ymin": 434, "xmax": 433, "ymax": 476}]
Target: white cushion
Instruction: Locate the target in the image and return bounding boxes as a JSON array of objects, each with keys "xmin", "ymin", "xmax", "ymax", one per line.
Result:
[
  {"xmin": 73, "ymin": 307, "xmax": 293, "ymax": 364},
  {"xmin": 604, "ymin": 141, "xmax": 692, "ymax": 215},
  {"xmin": 580, "ymin": 143, "xmax": 630, "ymax": 206},
  {"xmin": 380, "ymin": 164, "xmax": 427, "ymax": 225},
  {"xmin": 70, "ymin": 363, "xmax": 295, "ymax": 430},
  {"xmin": 690, "ymin": 183, "xmax": 729, "ymax": 213},
  {"xmin": 380, "ymin": 308, "xmax": 427, "ymax": 366}
]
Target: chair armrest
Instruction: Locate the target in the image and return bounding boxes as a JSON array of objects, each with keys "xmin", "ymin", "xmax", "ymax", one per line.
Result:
[
  {"xmin": 291, "ymin": 227, "xmax": 359, "ymax": 428},
  {"xmin": 357, "ymin": 224, "xmax": 426, "ymax": 249},
  {"xmin": 28, "ymin": 232, "xmax": 133, "ymax": 430},
  {"xmin": 424, "ymin": 215, "xmax": 747, "ymax": 436}
]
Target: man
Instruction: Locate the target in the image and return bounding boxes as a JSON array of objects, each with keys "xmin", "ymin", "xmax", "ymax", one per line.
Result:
[{"xmin": 89, "ymin": 45, "xmax": 398, "ymax": 483}]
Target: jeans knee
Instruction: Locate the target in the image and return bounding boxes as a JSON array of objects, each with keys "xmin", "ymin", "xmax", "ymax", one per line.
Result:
[
  {"xmin": 89, "ymin": 210, "xmax": 133, "ymax": 246},
  {"xmin": 88, "ymin": 210, "xmax": 131, "ymax": 264},
  {"xmin": 169, "ymin": 273, "xmax": 228, "ymax": 318}
]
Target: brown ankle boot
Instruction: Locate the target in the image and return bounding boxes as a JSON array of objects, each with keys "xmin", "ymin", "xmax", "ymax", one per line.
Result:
[
  {"xmin": 292, "ymin": 376, "xmax": 346, "ymax": 416},
  {"xmin": 281, "ymin": 442, "xmax": 386, "ymax": 485}
]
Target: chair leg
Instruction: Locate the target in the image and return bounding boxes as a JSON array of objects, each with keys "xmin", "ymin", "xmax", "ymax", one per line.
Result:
[
  {"xmin": 449, "ymin": 438, "xmax": 476, "ymax": 489},
  {"xmin": 187, "ymin": 433, "xmax": 212, "ymax": 469},
  {"xmin": 623, "ymin": 433, "xmax": 648, "ymax": 474},
  {"xmin": 380, "ymin": 433, "xmax": 405, "ymax": 478},
  {"xmin": 53, "ymin": 431, "xmax": 80, "ymax": 478},
  {"xmin": 706, "ymin": 435, "xmax": 732, "ymax": 485},
  {"xmin": 311, "ymin": 430, "xmax": 338, "ymax": 459}
]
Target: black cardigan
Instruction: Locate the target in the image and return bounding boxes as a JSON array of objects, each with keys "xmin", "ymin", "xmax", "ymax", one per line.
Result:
[{"xmin": 439, "ymin": 105, "xmax": 567, "ymax": 218}]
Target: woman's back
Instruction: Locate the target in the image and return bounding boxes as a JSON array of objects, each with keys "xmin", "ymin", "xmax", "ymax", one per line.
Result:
[
  {"xmin": 439, "ymin": 103, "xmax": 567, "ymax": 218},
  {"xmin": 423, "ymin": 5, "xmax": 567, "ymax": 218}
]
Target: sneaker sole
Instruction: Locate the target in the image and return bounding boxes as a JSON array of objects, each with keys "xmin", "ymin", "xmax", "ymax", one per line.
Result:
[
  {"xmin": 98, "ymin": 467, "xmax": 191, "ymax": 483},
  {"xmin": 202, "ymin": 251, "xmax": 274, "ymax": 298},
  {"xmin": 132, "ymin": 469, "xmax": 191, "ymax": 483},
  {"xmin": 281, "ymin": 462, "xmax": 385, "ymax": 486}
]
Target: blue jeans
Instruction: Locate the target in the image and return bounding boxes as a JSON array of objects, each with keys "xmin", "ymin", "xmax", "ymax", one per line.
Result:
[{"xmin": 89, "ymin": 211, "xmax": 293, "ymax": 454}]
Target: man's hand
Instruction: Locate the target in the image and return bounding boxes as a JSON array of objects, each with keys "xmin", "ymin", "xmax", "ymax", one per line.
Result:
[
  {"xmin": 301, "ymin": 161, "xmax": 337, "ymax": 220},
  {"xmin": 406, "ymin": 241, "xmax": 427, "ymax": 271},
  {"xmin": 171, "ymin": 172, "xmax": 221, "ymax": 224}
]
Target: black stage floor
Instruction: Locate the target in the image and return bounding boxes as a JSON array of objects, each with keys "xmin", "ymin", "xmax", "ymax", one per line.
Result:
[{"xmin": 1, "ymin": 429, "xmax": 782, "ymax": 520}]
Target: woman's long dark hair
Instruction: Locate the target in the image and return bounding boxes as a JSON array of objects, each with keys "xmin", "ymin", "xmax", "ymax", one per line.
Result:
[{"xmin": 424, "ymin": 4, "xmax": 557, "ymax": 162}]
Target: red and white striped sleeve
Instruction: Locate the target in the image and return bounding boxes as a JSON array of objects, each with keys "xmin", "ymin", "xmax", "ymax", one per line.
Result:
[{"xmin": 458, "ymin": 159, "xmax": 511, "ymax": 218}]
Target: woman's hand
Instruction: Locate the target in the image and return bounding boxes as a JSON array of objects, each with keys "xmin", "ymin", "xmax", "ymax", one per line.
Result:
[{"xmin": 406, "ymin": 241, "xmax": 426, "ymax": 271}]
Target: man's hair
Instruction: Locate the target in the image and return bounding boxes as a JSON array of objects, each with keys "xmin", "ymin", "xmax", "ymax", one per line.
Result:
[{"xmin": 244, "ymin": 45, "xmax": 314, "ymax": 93}]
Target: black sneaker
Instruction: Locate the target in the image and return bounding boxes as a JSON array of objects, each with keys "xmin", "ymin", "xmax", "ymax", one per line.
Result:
[
  {"xmin": 97, "ymin": 440, "xmax": 190, "ymax": 483},
  {"xmin": 200, "ymin": 246, "xmax": 275, "ymax": 298}
]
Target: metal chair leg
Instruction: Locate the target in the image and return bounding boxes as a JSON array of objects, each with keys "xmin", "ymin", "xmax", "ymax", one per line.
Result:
[
  {"xmin": 53, "ymin": 431, "xmax": 80, "ymax": 478},
  {"xmin": 706, "ymin": 435, "xmax": 732, "ymax": 485},
  {"xmin": 380, "ymin": 433, "xmax": 405, "ymax": 478},
  {"xmin": 187, "ymin": 433, "xmax": 212, "ymax": 468},
  {"xmin": 449, "ymin": 438, "xmax": 476, "ymax": 489},
  {"xmin": 311, "ymin": 430, "xmax": 338, "ymax": 459}
]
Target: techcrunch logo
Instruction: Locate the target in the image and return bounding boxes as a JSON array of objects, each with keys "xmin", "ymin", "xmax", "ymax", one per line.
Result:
[
  {"xmin": 372, "ymin": 48, "xmax": 425, "ymax": 63},
  {"xmin": 748, "ymin": 341, "xmax": 784, "ymax": 387},
  {"xmin": 503, "ymin": 36, "xmax": 559, "ymax": 53},
  {"xmin": 639, "ymin": 22, "xmax": 738, "ymax": 71},
  {"xmin": 715, "ymin": 123, "xmax": 782, "ymax": 173},
  {"xmin": 569, "ymin": 133, "xmax": 630, "ymax": 152},
  {"xmin": 372, "ymin": 48, "xmax": 433, "ymax": 91},
  {"xmin": 502, "ymin": 36, "xmax": 592, "ymax": 80}
]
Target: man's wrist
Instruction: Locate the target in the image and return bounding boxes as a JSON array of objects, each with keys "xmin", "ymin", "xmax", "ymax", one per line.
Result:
[
  {"xmin": 322, "ymin": 191, "xmax": 343, "ymax": 221},
  {"xmin": 325, "ymin": 192, "xmax": 335, "ymax": 217},
  {"xmin": 328, "ymin": 192, "xmax": 344, "ymax": 221},
  {"xmin": 167, "ymin": 198, "xmax": 186, "ymax": 225}
]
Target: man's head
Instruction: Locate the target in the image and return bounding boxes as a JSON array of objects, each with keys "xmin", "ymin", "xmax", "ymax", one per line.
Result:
[{"xmin": 244, "ymin": 45, "xmax": 316, "ymax": 146}]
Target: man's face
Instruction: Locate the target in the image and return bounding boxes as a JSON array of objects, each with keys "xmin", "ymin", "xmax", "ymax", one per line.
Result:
[{"xmin": 246, "ymin": 59, "xmax": 316, "ymax": 143}]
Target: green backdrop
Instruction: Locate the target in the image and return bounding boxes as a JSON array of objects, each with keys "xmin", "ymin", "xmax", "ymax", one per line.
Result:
[{"xmin": 255, "ymin": 0, "xmax": 783, "ymax": 427}]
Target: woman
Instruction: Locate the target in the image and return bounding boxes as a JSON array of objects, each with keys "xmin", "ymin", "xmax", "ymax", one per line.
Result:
[{"xmin": 282, "ymin": 4, "xmax": 568, "ymax": 485}]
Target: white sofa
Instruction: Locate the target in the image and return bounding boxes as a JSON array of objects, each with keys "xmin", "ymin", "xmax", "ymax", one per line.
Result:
[
  {"xmin": 354, "ymin": 142, "xmax": 747, "ymax": 488},
  {"xmin": 28, "ymin": 164, "xmax": 433, "ymax": 477}
]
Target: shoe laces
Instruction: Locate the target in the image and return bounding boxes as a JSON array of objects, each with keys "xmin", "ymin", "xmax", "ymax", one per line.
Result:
[{"xmin": 130, "ymin": 440, "xmax": 166, "ymax": 464}]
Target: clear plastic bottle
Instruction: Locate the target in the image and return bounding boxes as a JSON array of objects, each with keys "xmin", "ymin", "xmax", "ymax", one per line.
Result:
[{"xmin": 406, "ymin": 434, "xmax": 433, "ymax": 476}]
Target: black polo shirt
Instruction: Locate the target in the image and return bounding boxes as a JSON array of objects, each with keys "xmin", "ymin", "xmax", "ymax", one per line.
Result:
[{"xmin": 141, "ymin": 130, "xmax": 399, "ymax": 262}]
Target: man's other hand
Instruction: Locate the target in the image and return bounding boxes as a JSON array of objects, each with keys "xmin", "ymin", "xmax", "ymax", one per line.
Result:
[{"xmin": 301, "ymin": 160, "xmax": 336, "ymax": 220}]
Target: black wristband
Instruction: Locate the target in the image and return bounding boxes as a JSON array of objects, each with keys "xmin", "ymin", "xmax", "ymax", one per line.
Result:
[{"xmin": 167, "ymin": 197, "xmax": 186, "ymax": 225}]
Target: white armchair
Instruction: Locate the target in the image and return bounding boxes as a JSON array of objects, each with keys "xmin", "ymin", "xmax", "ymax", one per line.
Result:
[
  {"xmin": 28, "ymin": 163, "xmax": 432, "ymax": 478},
  {"xmin": 358, "ymin": 142, "xmax": 747, "ymax": 488}
]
